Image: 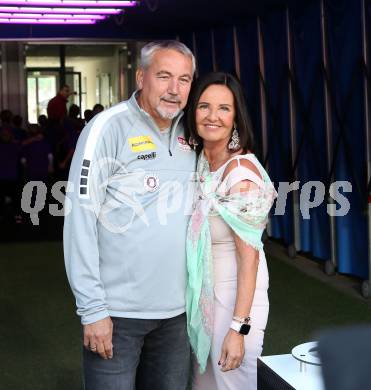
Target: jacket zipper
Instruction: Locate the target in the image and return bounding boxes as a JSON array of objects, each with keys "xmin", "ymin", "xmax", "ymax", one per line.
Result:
[{"xmin": 168, "ymin": 112, "xmax": 183, "ymax": 157}]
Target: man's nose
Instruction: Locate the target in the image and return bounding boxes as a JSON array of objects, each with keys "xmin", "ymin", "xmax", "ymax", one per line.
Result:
[{"xmin": 167, "ymin": 78, "xmax": 179, "ymax": 95}]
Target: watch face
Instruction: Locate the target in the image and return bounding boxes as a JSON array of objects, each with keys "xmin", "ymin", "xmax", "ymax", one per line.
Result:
[{"xmin": 240, "ymin": 324, "xmax": 251, "ymax": 335}]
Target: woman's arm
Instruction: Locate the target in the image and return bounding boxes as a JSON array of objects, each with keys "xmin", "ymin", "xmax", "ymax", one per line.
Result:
[
  {"xmin": 234, "ymin": 236, "xmax": 259, "ymax": 321},
  {"xmin": 218, "ymin": 158, "xmax": 262, "ymax": 372},
  {"xmin": 219, "ymin": 233, "xmax": 260, "ymax": 372}
]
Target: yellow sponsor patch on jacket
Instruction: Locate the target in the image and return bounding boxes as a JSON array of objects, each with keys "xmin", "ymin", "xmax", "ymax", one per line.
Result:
[{"xmin": 128, "ymin": 136, "xmax": 156, "ymax": 152}]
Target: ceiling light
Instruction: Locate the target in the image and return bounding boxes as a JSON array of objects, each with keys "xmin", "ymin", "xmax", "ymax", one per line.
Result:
[
  {"xmin": 0, "ymin": 11, "xmax": 105, "ymax": 18},
  {"xmin": 0, "ymin": 16, "xmax": 96, "ymax": 22},
  {"xmin": 0, "ymin": 6, "xmax": 122, "ymax": 13},
  {"xmin": 0, "ymin": 0, "xmax": 136, "ymax": 6}
]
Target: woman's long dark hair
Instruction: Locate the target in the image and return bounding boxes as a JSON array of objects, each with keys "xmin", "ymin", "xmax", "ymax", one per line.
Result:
[{"xmin": 185, "ymin": 72, "xmax": 254, "ymax": 155}]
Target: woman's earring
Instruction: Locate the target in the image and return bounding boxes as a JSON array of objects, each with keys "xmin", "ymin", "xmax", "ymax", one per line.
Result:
[
  {"xmin": 188, "ymin": 136, "xmax": 199, "ymax": 150},
  {"xmin": 228, "ymin": 124, "xmax": 240, "ymax": 151}
]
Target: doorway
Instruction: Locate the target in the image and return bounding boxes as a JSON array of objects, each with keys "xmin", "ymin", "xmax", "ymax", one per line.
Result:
[
  {"xmin": 24, "ymin": 42, "xmax": 143, "ymax": 123},
  {"xmin": 27, "ymin": 67, "xmax": 83, "ymax": 123},
  {"xmin": 27, "ymin": 70, "xmax": 58, "ymax": 124}
]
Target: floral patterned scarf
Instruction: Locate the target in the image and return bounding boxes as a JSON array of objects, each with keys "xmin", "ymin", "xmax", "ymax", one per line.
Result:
[{"xmin": 186, "ymin": 151, "xmax": 277, "ymax": 373}]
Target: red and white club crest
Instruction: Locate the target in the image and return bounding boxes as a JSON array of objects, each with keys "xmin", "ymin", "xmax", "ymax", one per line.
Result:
[
  {"xmin": 177, "ymin": 136, "xmax": 192, "ymax": 151},
  {"xmin": 143, "ymin": 173, "xmax": 160, "ymax": 192}
]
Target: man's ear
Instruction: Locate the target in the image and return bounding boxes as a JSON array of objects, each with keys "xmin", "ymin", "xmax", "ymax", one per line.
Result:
[{"xmin": 136, "ymin": 68, "xmax": 144, "ymax": 90}]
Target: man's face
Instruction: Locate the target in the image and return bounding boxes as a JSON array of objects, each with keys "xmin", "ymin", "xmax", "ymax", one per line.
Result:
[
  {"xmin": 136, "ymin": 49, "xmax": 193, "ymax": 127},
  {"xmin": 60, "ymin": 86, "xmax": 70, "ymax": 98}
]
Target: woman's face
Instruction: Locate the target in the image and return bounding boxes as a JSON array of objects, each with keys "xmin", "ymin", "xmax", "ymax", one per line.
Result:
[{"xmin": 195, "ymin": 84, "xmax": 236, "ymax": 146}]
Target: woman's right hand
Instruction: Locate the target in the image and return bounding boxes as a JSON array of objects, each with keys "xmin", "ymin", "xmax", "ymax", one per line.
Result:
[{"xmin": 219, "ymin": 329, "xmax": 245, "ymax": 371}]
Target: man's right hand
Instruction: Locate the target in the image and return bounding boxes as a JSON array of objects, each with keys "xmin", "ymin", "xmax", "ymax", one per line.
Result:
[{"xmin": 83, "ymin": 316, "xmax": 113, "ymax": 360}]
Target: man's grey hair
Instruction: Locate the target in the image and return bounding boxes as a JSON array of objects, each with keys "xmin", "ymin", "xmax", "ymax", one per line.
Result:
[{"xmin": 139, "ymin": 40, "xmax": 196, "ymax": 75}]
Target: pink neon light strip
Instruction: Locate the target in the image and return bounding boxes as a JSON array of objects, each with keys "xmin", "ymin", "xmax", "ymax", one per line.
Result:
[
  {"xmin": 0, "ymin": 6, "xmax": 121, "ymax": 13},
  {"xmin": 0, "ymin": 12, "xmax": 105, "ymax": 18},
  {"xmin": 0, "ymin": 17, "xmax": 96, "ymax": 22},
  {"xmin": 0, "ymin": 0, "xmax": 136, "ymax": 6}
]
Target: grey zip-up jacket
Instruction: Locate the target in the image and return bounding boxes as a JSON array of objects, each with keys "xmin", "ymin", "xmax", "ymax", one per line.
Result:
[{"xmin": 64, "ymin": 92, "xmax": 196, "ymax": 325}]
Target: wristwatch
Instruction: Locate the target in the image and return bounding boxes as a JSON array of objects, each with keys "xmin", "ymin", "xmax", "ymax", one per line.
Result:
[{"xmin": 230, "ymin": 320, "xmax": 251, "ymax": 335}]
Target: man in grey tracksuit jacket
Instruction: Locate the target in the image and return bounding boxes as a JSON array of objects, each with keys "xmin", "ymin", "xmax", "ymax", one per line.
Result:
[{"xmin": 64, "ymin": 41, "xmax": 196, "ymax": 390}]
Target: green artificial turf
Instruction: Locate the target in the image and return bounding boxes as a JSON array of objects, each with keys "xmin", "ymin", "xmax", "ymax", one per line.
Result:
[
  {"xmin": 1, "ymin": 242, "xmax": 371, "ymax": 390},
  {"xmin": 264, "ymin": 256, "xmax": 371, "ymax": 355},
  {"xmin": 0, "ymin": 242, "xmax": 81, "ymax": 390}
]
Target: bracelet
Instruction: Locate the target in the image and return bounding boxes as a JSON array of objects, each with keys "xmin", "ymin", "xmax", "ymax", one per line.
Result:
[{"xmin": 233, "ymin": 315, "xmax": 251, "ymax": 324}]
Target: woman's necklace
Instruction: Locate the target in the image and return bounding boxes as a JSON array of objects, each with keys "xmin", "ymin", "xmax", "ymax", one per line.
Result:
[
  {"xmin": 198, "ymin": 151, "xmax": 228, "ymax": 186},
  {"xmin": 209, "ymin": 154, "xmax": 231, "ymax": 172}
]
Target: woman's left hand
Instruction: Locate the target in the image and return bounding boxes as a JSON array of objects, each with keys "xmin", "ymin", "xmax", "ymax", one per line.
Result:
[{"xmin": 219, "ymin": 329, "xmax": 245, "ymax": 371}]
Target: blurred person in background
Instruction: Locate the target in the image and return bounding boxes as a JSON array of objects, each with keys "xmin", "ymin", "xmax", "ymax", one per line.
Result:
[
  {"xmin": 55, "ymin": 104, "xmax": 84, "ymax": 180},
  {"xmin": 12, "ymin": 115, "xmax": 27, "ymax": 142},
  {"xmin": 38, "ymin": 114, "xmax": 48, "ymax": 131},
  {"xmin": 47, "ymin": 84, "xmax": 72, "ymax": 123},
  {"xmin": 0, "ymin": 128, "xmax": 22, "ymax": 222},
  {"xmin": 92, "ymin": 103, "xmax": 104, "ymax": 118},
  {"xmin": 21, "ymin": 124, "xmax": 53, "ymax": 183},
  {"xmin": 83, "ymin": 109, "xmax": 93, "ymax": 124},
  {"xmin": 0, "ymin": 109, "xmax": 13, "ymax": 132},
  {"xmin": 46, "ymin": 85, "xmax": 73, "ymax": 155}
]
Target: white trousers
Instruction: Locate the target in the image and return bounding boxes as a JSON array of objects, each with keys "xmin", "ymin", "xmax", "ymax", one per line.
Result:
[{"xmin": 192, "ymin": 250, "xmax": 269, "ymax": 390}]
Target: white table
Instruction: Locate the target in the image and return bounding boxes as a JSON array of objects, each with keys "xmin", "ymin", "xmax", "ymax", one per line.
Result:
[{"xmin": 257, "ymin": 354, "xmax": 325, "ymax": 390}]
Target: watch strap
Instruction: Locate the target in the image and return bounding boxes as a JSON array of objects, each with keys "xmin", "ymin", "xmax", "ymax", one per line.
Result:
[{"xmin": 230, "ymin": 320, "xmax": 243, "ymax": 333}]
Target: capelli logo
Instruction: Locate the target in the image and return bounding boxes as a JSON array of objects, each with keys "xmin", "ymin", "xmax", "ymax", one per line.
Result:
[{"xmin": 137, "ymin": 152, "xmax": 157, "ymax": 160}]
